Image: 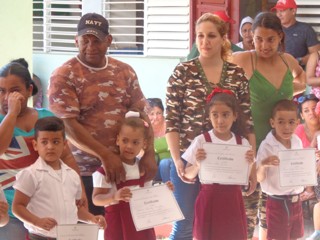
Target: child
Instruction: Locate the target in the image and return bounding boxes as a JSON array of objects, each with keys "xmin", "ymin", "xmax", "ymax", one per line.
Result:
[
  {"xmin": 256, "ymin": 99, "xmax": 304, "ymax": 240},
  {"xmin": 92, "ymin": 111, "xmax": 173, "ymax": 240},
  {"xmin": 183, "ymin": 88, "xmax": 254, "ymax": 240},
  {"xmin": 0, "ymin": 186, "xmax": 9, "ymax": 227},
  {"xmin": 12, "ymin": 116, "xmax": 106, "ymax": 240}
]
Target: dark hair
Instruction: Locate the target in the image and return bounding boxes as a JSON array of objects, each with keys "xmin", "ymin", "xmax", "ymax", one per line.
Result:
[
  {"xmin": 271, "ymin": 99, "xmax": 298, "ymax": 118},
  {"xmin": 0, "ymin": 58, "xmax": 38, "ymax": 96},
  {"xmin": 147, "ymin": 98, "xmax": 164, "ymax": 112},
  {"xmin": 207, "ymin": 93, "xmax": 248, "ymax": 137},
  {"xmin": 296, "ymin": 94, "xmax": 319, "ymax": 114},
  {"xmin": 252, "ymin": 12, "xmax": 285, "ymax": 52},
  {"xmin": 34, "ymin": 116, "xmax": 65, "ymax": 139},
  {"xmin": 119, "ymin": 116, "xmax": 148, "ymax": 139},
  {"xmin": 195, "ymin": 13, "xmax": 231, "ymax": 60}
]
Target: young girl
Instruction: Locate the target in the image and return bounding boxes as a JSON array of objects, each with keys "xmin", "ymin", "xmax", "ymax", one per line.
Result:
[
  {"xmin": 183, "ymin": 88, "xmax": 254, "ymax": 240},
  {"xmin": 92, "ymin": 111, "xmax": 173, "ymax": 240}
]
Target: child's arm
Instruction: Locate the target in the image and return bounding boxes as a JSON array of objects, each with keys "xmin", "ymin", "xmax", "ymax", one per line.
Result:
[
  {"xmin": 92, "ymin": 187, "xmax": 132, "ymax": 207},
  {"xmin": 12, "ymin": 190, "xmax": 57, "ymax": 231},
  {"xmin": 257, "ymin": 155, "xmax": 279, "ymax": 182},
  {"xmin": 0, "ymin": 200, "xmax": 9, "ymax": 227},
  {"xmin": 184, "ymin": 148, "xmax": 206, "ymax": 180},
  {"xmin": 77, "ymin": 205, "xmax": 106, "ymax": 229}
]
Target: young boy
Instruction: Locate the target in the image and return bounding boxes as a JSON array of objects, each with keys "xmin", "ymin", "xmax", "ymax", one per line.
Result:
[
  {"xmin": 12, "ymin": 116, "xmax": 106, "ymax": 239},
  {"xmin": 256, "ymin": 99, "xmax": 304, "ymax": 240}
]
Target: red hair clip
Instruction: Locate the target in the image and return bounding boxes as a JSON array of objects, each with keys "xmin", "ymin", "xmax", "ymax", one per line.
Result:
[{"xmin": 206, "ymin": 88, "xmax": 235, "ymax": 103}]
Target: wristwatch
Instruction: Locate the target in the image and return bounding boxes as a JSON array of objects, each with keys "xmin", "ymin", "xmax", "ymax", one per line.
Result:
[{"xmin": 297, "ymin": 57, "xmax": 303, "ymax": 65}]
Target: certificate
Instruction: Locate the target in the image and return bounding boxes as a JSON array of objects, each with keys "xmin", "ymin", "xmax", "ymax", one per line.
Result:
[
  {"xmin": 279, "ymin": 149, "xmax": 317, "ymax": 187},
  {"xmin": 200, "ymin": 143, "xmax": 251, "ymax": 185},
  {"xmin": 56, "ymin": 224, "xmax": 99, "ymax": 240},
  {"xmin": 129, "ymin": 184, "xmax": 184, "ymax": 231}
]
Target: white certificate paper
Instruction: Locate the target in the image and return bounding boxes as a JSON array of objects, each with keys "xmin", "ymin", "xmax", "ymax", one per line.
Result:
[
  {"xmin": 279, "ymin": 149, "xmax": 317, "ymax": 187},
  {"xmin": 56, "ymin": 224, "xmax": 99, "ymax": 240},
  {"xmin": 200, "ymin": 143, "xmax": 251, "ymax": 185},
  {"xmin": 129, "ymin": 184, "xmax": 184, "ymax": 231}
]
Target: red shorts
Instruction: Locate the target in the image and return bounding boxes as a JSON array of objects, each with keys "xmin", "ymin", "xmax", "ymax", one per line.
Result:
[{"xmin": 266, "ymin": 196, "xmax": 304, "ymax": 240}]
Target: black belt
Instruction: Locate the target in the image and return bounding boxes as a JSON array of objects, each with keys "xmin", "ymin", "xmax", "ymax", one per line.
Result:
[
  {"xmin": 269, "ymin": 194, "xmax": 300, "ymax": 203},
  {"xmin": 28, "ymin": 232, "xmax": 56, "ymax": 240}
]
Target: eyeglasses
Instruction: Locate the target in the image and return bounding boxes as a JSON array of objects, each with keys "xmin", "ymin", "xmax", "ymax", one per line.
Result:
[{"xmin": 297, "ymin": 94, "xmax": 318, "ymax": 104}]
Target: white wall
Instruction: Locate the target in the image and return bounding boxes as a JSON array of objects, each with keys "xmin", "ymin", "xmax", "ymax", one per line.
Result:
[{"xmin": 0, "ymin": 0, "xmax": 32, "ymax": 67}]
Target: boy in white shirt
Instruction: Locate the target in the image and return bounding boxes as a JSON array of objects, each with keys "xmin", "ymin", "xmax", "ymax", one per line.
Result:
[
  {"xmin": 12, "ymin": 116, "xmax": 105, "ymax": 239},
  {"xmin": 256, "ymin": 99, "xmax": 304, "ymax": 240}
]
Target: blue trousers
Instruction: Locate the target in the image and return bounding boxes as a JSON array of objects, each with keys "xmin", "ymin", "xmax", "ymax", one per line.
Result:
[
  {"xmin": 154, "ymin": 158, "xmax": 172, "ymax": 183},
  {"xmin": 169, "ymin": 160, "xmax": 200, "ymax": 240},
  {"xmin": 0, "ymin": 216, "xmax": 27, "ymax": 240}
]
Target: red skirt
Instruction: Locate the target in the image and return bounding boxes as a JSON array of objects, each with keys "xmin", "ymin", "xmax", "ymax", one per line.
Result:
[{"xmin": 193, "ymin": 184, "xmax": 247, "ymax": 240}]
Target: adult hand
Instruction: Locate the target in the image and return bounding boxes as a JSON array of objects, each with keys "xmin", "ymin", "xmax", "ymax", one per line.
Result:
[
  {"xmin": 175, "ymin": 159, "xmax": 196, "ymax": 184},
  {"xmin": 101, "ymin": 151, "xmax": 126, "ymax": 184},
  {"xmin": 34, "ymin": 217, "xmax": 57, "ymax": 231},
  {"xmin": 138, "ymin": 156, "xmax": 157, "ymax": 182},
  {"xmin": 7, "ymin": 92, "xmax": 24, "ymax": 116}
]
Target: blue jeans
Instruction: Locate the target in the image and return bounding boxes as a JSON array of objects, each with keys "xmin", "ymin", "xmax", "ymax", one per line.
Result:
[
  {"xmin": 0, "ymin": 216, "xmax": 27, "ymax": 240},
  {"xmin": 169, "ymin": 160, "xmax": 200, "ymax": 240},
  {"xmin": 154, "ymin": 158, "xmax": 172, "ymax": 183}
]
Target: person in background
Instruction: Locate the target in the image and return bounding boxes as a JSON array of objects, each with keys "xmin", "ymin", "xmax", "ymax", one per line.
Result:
[
  {"xmin": 48, "ymin": 13, "xmax": 157, "ymax": 216},
  {"xmin": 256, "ymin": 99, "xmax": 304, "ymax": 240},
  {"xmin": 306, "ymin": 51, "xmax": 320, "ymax": 102},
  {"xmin": 187, "ymin": 10, "xmax": 243, "ymax": 60},
  {"xmin": 295, "ymin": 94, "xmax": 320, "ymax": 202},
  {"xmin": 232, "ymin": 11, "xmax": 306, "ymax": 240},
  {"xmin": 0, "ymin": 59, "xmax": 84, "ymax": 240},
  {"xmin": 12, "ymin": 117, "xmax": 105, "ymax": 240},
  {"xmin": 92, "ymin": 111, "xmax": 173, "ymax": 240},
  {"xmin": 307, "ymin": 203, "xmax": 320, "ymax": 240},
  {"xmin": 236, "ymin": 16, "xmax": 254, "ymax": 51},
  {"xmin": 147, "ymin": 98, "xmax": 171, "ymax": 183},
  {"xmin": 183, "ymin": 90, "xmax": 254, "ymax": 240},
  {"xmin": 166, "ymin": 13, "xmax": 256, "ymax": 240},
  {"xmin": 272, "ymin": 0, "xmax": 320, "ymax": 67}
]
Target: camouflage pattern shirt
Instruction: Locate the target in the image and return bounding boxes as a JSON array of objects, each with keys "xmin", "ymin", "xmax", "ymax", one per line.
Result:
[
  {"xmin": 166, "ymin": 58, "xmax": 253, "ymax": 152},
  {"xmin": 48, "ymin": 56, "xmax": 146, "ymax": 175}
]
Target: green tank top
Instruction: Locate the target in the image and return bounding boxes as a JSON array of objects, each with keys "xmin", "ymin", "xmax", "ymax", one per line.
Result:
[{"xmin": 249, "ymin": 53, "xmax": 294, "ymax": 149}]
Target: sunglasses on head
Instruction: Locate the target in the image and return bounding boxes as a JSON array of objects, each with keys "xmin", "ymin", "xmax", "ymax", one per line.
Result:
[{"xmin": 297, "ymin": 94, "xmax": 318, "ymax": 104}]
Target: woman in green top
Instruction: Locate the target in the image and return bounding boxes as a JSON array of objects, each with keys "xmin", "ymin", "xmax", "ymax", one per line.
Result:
[
  {"xmin": 232, "ymin": 12, "xmax": 306, "ymax": 240},
  {"xmin": 147, "ymin": 98, "xmax": 171, "ymax": 182}
]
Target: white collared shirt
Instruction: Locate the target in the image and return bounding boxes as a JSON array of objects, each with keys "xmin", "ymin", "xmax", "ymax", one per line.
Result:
[
  {"xmin": 13, "ymin": 157, "xmax": 82, "ymax": 238},
  {"xmin": 256, "ymin": 131, "xmax": 304, "ymax": 195}
]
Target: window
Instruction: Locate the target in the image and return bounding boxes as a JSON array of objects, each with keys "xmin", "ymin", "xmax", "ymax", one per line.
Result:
[
  {"xmin": 103, "ymin": 0, "xmax": 144, "ymax": 55},
  {"xmin": 296, "ymin": 0, "xmax": 320, "ymax": 41},
  {"xmin": 32, "ymin": 0, "xmax": 190, "ymax": 57}
]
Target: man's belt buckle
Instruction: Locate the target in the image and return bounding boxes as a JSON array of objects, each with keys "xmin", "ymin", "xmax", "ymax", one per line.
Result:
[{"xmin": 291, "ymin": 195, "xmax": 299, "ymax": 203}]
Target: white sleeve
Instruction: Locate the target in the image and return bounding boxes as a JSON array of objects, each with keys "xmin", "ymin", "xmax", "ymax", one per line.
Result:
[
  {"xmin": 256, "ymin": 141, "xmax": 273, "ymax": 167},
  {"xmin": 92, "ymin": 171, "xmax": 112, "ymax": 188},
  {"xmin": 182, "ymin": 135, "xmax": 204, "ymax": 165},
  {"xmin": 13, "ymin": 169, "xmax": 37, "ymax": 197}
]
